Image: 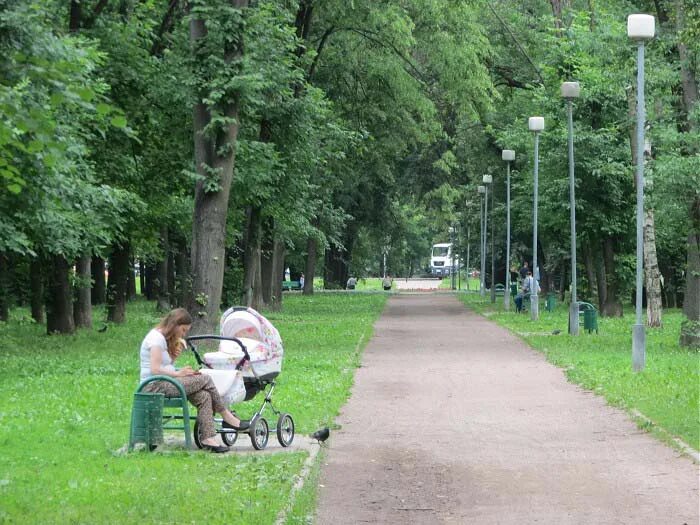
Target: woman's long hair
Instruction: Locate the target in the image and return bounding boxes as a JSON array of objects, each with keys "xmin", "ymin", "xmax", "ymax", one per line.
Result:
[{"xmin": 156, "ymin": 308, "xmax": 192, "ymax": 360}]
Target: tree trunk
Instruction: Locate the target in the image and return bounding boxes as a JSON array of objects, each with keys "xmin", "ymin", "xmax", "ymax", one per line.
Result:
[
  {"xmin": 107, "ymin": 242, "xmax": 130, "ymax": 323},
  {"xmin": 30, "ymin": 258, "xmax": 44, "ymax": 323},
  {"xmin": 144, "ymin": 263, "xmax": 157, "ymax": 300},
  {"xmin": 676, "ymin": 0, "xmax": 698, "ymax": 128},
  {"xmin": 676, "ymin": 0, "xmax": 700, "ymax": 348},
  {"xmin": 304, "ymin": 235, "xmax": 318, "ymax": 295},
  {"xmin": 127, "ymin": 257, "xmax": 137, "ymax": 300},
  {"xmin": 261, "ymin": 218, "xmax": 274, "ymax": 306},
  {"xmin": 643, "ymin": 210, "xmax": 663, "ymax": 327},
  {"xmin": 0, "ymin": 252, "xmax": 8, "ymax": 321},
  {"xmin": 252, "ymin": 250, "xmax": 263, "ymax": 311},
  {"xmin": 601, "ymin": 237, "xmax": 623, "ymax": 317},
  {"xmin": 73, "ymin": 255, "xmax": 92, "ymax": 329},
  {"xmin": 69, "ymin": 0, "xmax": 81, "ymax": 32},
  {"xmin": 168, "ymin": 250, "xmax": 176, "ymax": 302},
  {"xmin": 174, "ymin": 239, "xmax": 190, "ymax": 308},
  {"xmin": 324, "ymin": 245, "xmax": 347, "ymax": 289},
  {"xmin": 91, "ymin": 256, "xmax": 106, "ymax": 305},
  {"xmin": 188, "ymin": 2, "xmax": 248, "ymax": 334},
  {"xmin": 156, "ymin": 226, "xmax": 170, "ymax": 312},
  {"xmin": 139, "ymin": 260, "xmax": 146, "ymax": 298},
  {"xmin": 46, "ymin": 254, "xmax": 75, "ymax": 334},
  {"xmin": 593, "ymin": 242, "xmax": 607, "ymax": 309},
  {"xmin": 680, "ymin": 195, "xmax": 700, "ymax": 348},
  {"xmin": 242, "ymin": 206, "xmax": 262, "ymax": 308},
  {"xmin": 661, "ymin": 267, "xmax": 676, "ymax": 308},
  {"xmin": 582, "ymin": 240, "xmax": 597, "ymax": 302},
  {"xmin": 270, "ymin": 238, "xmax": 285, "ymax": 311}
]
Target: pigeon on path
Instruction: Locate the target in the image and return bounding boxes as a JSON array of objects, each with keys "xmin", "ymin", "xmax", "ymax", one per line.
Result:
[{"xmin": 310, "ymin": 427, "xmax": 330, "ymax": 445}]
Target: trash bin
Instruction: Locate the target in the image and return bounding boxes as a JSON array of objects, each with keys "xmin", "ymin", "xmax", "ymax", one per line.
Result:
[
  {"xmin": 583, "ymin": 309, "xmax": 598, "ymax": 334},
  {"xmin": 545, "ymin": 293, "xmax": 556, "ymax": 312},
  {"xmin": 129, "ymin": 392, "xmax": 164, "ymax": 450},
  {"xmin": 510, "ymin": 283, "xmax": 518, "ymax": 298}
]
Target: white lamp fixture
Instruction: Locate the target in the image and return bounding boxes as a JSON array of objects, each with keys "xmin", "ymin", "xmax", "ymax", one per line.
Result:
[
  {"xmin": 482, "ymin": 174, "xmax": 493, "ymax": 184},
  {"xmin": 561, "ymin": 81, "xmax": 581, "ymax": 99},
  {"xmin": 528, "ymin": 116, "xmax": 545, "ymax": 132},
  {"xmin": 627, "ymin": 14, "xmax": 655, "ymax": 40},
  {"xmin": 502, "ymin": 149, "xmax": 515, "ymax": 161},
  {"xmin": 478, "ymin": 185, "xmax": 485, "ymax": 194}
]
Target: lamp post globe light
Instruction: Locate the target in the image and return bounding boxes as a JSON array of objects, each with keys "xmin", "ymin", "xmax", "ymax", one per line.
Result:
[
  {"xmin": 478, "ymin": 185, "xmax": 486, "ymax": 296},
  {"xmin": 628, "ymin": 14, "xmax": 655, "ymax": 372},
  {"xmin": 561, "ymin": 82, "xmax": 580, "ymax": 335},
  {"xmin": 502, "ymin": 150, "xmax": 515, "ymax": 311},
  {"xmin": 482, "ymin": 174, "xmax": 493, "ymax": 300},
  {"xmin": 528, "ymin": 116, "xmax": 544, "ymax": 321}
]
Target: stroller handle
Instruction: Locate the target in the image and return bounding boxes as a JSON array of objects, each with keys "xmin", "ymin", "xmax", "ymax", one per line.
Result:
[{"xmin": 185, "ymin": 335, "xmax": 251, "ymax": 370}]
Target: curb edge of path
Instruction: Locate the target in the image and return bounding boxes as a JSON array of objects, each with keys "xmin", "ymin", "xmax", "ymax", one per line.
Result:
[
  {"xmin": 274, "ymin": 440, "xmax": 322, "ymax": 525},
  {"xmin": 630, "ymin": 409, "xmax": 700, "ymax": 463},
  {"xmin": 274, "ymin": 331, "xmax": 370, "ymax": 524},
  {"xmin": 470, "ymin": 303, "xmax": 700, "ymax": 465}
]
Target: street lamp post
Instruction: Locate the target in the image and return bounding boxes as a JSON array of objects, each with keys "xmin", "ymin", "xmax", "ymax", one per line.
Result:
[
  {"xmin": 465, "ymin": 200, "xmax": 472, "ymax": 291},
  {"xmin": 561, "ymin": 82, "xmax": 581, "ymax": 336},
  {"xmin": 483, "ymin": 174, "xmax": 493, "ymax": 300},
  {"xmin": 502, "ymin": 150, "xmax": 515, "ymax": 311},
  {"xmin": 450, "ymin": 226, "xmax": 456, "ymax": 290},
  {"xmin": 628, "ymin": 14, "xmax": 655, "ymax": 372},
  {"xmin": 528, "ymin": 116, "xmax": 544, "ymax": 321},
  {"xmin": 478, "ymin": 185, "xmax": 486, "ymax": 296}
]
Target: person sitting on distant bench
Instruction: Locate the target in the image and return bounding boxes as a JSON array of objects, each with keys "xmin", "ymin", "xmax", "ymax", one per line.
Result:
[
  {"xmin": 346, "ymin": 276, "xmax": 357, "ymax": 290},
  {"xmin": 382, "ymin": 275, "xmax": 392, "ymax": 291}
]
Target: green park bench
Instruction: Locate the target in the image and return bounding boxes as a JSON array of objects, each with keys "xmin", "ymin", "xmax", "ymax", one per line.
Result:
[
  {"xmin": 578, "ymin": 301, "xmax": 599, "ymax": 333},
  {"xmin": 282, "ymin": 280, "xmax": 302, "ymax": 291},
  {"xmin": 129, "ymin": 375, "xmax": 193, "ymax": 451}
]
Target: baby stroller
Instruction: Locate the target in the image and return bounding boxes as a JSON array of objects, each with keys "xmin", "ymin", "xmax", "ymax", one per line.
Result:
[{"xmin": 185, "ymin": 306, "xmax": 294, "ymax": 450}]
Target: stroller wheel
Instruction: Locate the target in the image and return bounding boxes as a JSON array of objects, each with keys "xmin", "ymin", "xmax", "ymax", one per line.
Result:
[
  {"xmin": 221, "ymin": 425, "xmax": 238, "ymax": 446},
  {"xmin": 193, "ymin": 421, "xmax": 204, "ymax": 449},
  {"xmin": 250, "ymin": 417, "xmax": 269, "ymax": 450},
  {"xmin": 276, "ymin": 413, "xmax": 295, "ymax": 447}
]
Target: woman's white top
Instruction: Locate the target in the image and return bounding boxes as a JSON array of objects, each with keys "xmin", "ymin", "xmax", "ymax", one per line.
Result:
[{"xmin": 139, "ymin": 328, "xmax": 175, "ymax": 381}]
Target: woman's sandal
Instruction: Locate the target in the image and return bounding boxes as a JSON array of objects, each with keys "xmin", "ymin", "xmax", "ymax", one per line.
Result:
[
  {"xmin": 202, "ymin": 443, "xmax": 229, "ymax": 453},
  {"xmin": 223, "ymin": 419, "xmax": 250, "ymax": 432}
]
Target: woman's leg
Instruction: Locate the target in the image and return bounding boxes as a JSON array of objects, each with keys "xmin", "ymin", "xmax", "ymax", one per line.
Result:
[{"xmin": 144, "ymin": 376, "xmax": 220, "ymax": 441}]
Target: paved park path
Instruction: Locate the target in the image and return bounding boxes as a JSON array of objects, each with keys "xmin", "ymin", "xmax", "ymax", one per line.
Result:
[{"xmin": 315, "ymin": 294, "xmax": 698, "ymax": 524}]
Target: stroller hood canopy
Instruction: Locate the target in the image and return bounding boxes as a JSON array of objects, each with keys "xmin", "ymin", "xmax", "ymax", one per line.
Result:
[{"xmin": 220, "ymin": 307, "xmax": 283, "ymax": 353}]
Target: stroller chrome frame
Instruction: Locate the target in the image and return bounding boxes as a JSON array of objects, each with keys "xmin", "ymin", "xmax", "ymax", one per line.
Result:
[{"xmin": 185, "ymin": 334, "xmax": 294, "ymax": 450}]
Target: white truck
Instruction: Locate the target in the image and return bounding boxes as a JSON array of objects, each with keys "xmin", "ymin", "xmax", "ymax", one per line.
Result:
[{"xmin": 430, "ymin": 243, "xmax": 459, "ymax": 277}]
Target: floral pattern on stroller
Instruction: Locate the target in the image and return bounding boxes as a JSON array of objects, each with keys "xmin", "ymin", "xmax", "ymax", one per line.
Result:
[{"xmin": 185, "ymin": 307, "xmax": 294, "ymax": 450}]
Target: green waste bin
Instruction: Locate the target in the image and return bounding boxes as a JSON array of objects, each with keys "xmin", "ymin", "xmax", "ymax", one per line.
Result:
[
  {"xmin": 129, "ymin": 392, "xmax": 164, "ymax": 451},
  {"xmin": 510, "ymin": 283, "xmax": 518, "ymax": 298},
  {"xmin": 583, "ymin": 309, "xmax": 598, "ymax": 334},
  {"xmin": 545, "ymin": 293, "xmax": 556, "ymax": 312}
]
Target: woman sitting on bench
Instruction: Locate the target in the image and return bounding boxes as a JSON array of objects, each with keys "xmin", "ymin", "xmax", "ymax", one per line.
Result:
[{"xmin": 139, "ymin": 308, "xmax": 249, "ymax": 453}]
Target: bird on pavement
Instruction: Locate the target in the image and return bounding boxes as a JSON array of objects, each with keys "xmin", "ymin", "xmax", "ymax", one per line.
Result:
[{"xmin": 310, "ymin": 427, "xmax": 330, "ymax": 445}]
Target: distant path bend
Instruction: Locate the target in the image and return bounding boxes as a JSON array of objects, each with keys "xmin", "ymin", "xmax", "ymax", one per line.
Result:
[{"xmin": 316, "ymin": 294, "xmax": 698, "ymax": 524}]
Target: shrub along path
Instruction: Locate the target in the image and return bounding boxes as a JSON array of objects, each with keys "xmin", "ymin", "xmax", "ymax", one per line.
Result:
[{"xmin": 316, "ymin": 293, "xmax": 698, "ymax": 524}]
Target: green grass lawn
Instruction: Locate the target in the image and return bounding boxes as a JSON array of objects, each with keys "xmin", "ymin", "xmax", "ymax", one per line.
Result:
[
  {"xmin": 0, "ymin": 294, "xmax": 386, "ymax": 524},
  {"xmin": 458, "ymin": 292, "xmax": 700, "ymax": 451}
]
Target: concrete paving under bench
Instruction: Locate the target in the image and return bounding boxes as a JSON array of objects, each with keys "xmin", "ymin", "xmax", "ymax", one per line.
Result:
[{"xmin": 316, "ymin": 294, "xmax": 699, "ymax": 525}]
